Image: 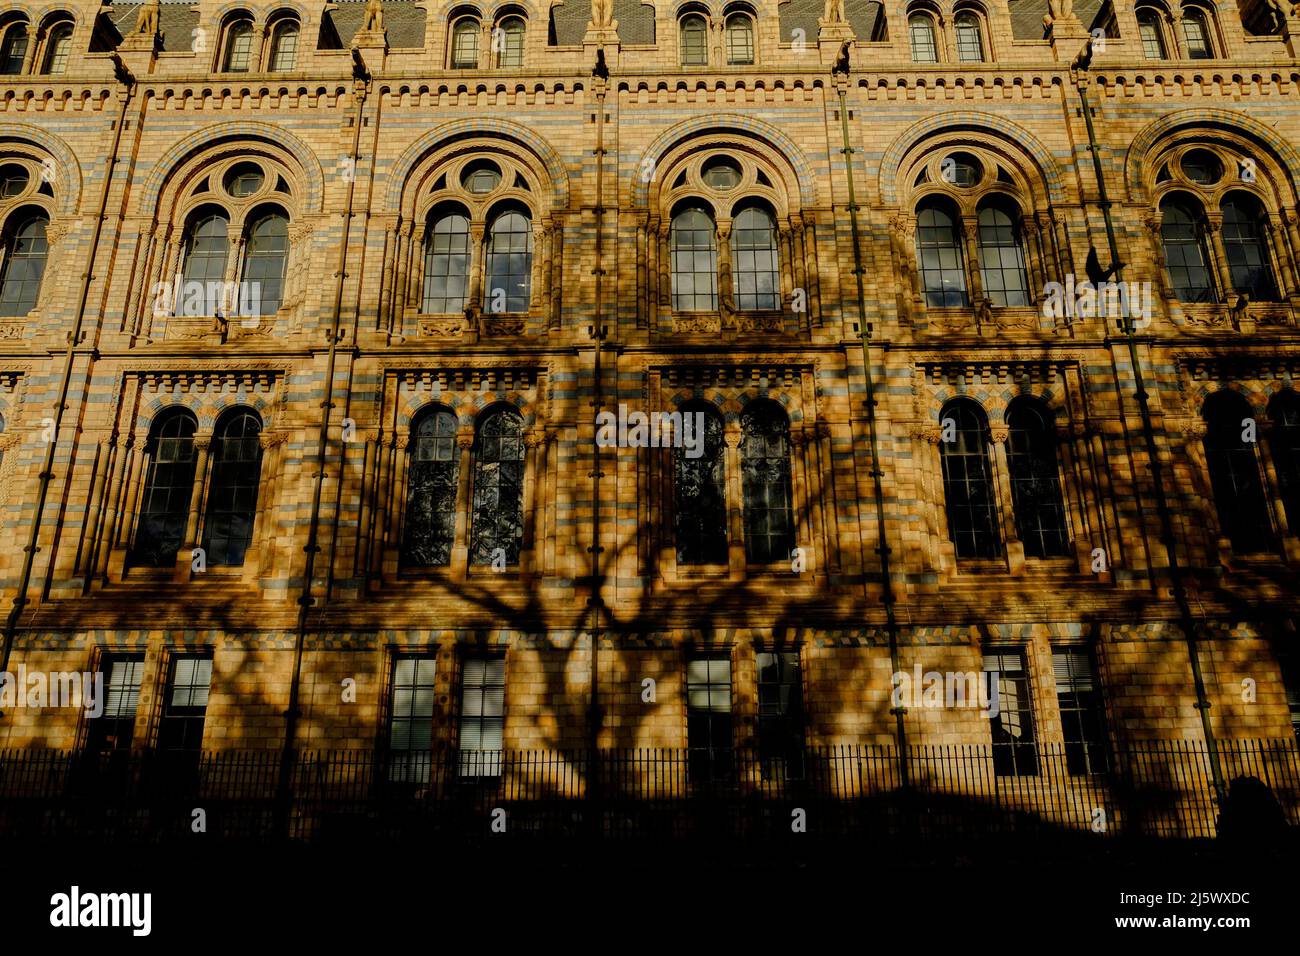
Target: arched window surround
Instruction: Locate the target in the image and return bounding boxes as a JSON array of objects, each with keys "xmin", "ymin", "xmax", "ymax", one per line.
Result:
[
  {"xmin": 1199, "ymin": 390, "xmax": 1276, "ymax": 555},
  {"xmin": 907, "ymin": 9, "xmax": 941, "ymax": 64},
  {"xmin": 36, "ymin": 16, "xmax": 75, "ymax": 76},
  {"xmin": 678, "ymin": 8, "xmax": 711, "ymax": 67},
  {"xmin": 0, "ymin": 17, "xmax": 31, "ymax": 76},
  {"xmin": 448, "ymin": 10, "xmax": 483, "ymax": 69},
  {"xmin": 266, "ymin": 14, "xmax": 302, "ymax": 73},
  {"xmin": 723, "ymin": 6, "xmax": 757, "ymax": 66},
  {"xmin": 219, "ymin": 14, "xmax": 256, "ymax": 73},
  {"xmin": 952, "ymin": 5, "xmax": 991, "ymax": 63},
  {"xmin": 0, "ymin": 205, "xmax": 51, "ymax": 317},
  {"xmin": 492, "ymin": 11, "xmax": 527, "ymax": 69}
]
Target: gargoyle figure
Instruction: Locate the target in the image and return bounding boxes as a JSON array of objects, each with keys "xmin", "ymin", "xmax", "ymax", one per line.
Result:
[
  {"xmin": 1229, "ymin": 292, "xmax": 1250, "ymax": 326},
  {"xmin": 593, "ymin": 48, "xmax": 609, "ymax": 80},
  {"xmin": 1085, "ymin": 246, "xmax": 1121, "ymax": 285},
  {"xmin": 832, "ymin": 40, "xmax": 851, "ymax": 75}
]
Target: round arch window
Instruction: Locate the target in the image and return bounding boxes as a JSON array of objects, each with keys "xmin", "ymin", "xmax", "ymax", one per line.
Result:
[
  {"xmin": 702, "ymin": 157, "xmax": 742, "ymax": 190},
  {"xmin": 462, "ymin": 159, "xmax": 503, "ymax": 195},
  {"xmin": 942, "ymin": 152, "xmax": 983, "ymax": 188},
  {"xmin": 224, "ymin": 163, "xmax": 265, "ymax": 198},
  {"xmin": 0, "ymin": 164, "xmax": 28, "ymax": 199},
  {"xmin": 1180, "ymin": 149, "xmax": 1222, "ymax": 186}
]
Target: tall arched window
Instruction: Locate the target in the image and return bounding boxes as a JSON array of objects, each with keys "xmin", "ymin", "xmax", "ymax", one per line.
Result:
[
  {"xmin": 1221, "ymin": 194, "xmax": 1277, "ymax": 300},
  {"xmin": 181, "ymin": 211, "xmax": 231, "ymax": 308},
  {"xmin": 1203, "ymin": 392, "xmax": 1273, "ymax": 553},
  {"xmin": 908, "ymin": 14, "xmax": 939, "ymax": 63},
  {"xmin": 201, "ymin": 410, "xmax": 263, "ymax": 567},
  {"xmin": 939, "ymin": 399, "xmax": 1001, "ymax": 559},
  {"xmin": 680, "ymin": 14, "xmax": 708, "ymax": 66},
  {"xmin": 1160, "ymin": 197, "xmax": 1214, "ymax": 302},
  {"xmin": 41, "ymin": 21, "xmax": 73, "ymax": 75},
  {"xmin": 451, "ymin": 16, "xmax": 480, "ymax": 68},
  {"xmin": 222, "ymin": 18, "xmax": 254, "ymax": 72},
  {"xmin": 131, "ymin": 410, "xmax": 199, "ymax": 567},
  {"xmin": 484, "ymin": 207, "xmax": 532, "ymax": 313},
  {"xmin": 403, "ymin": 406, "xmax": 460, "ymax": 567},
  {"xmin": 731, "ymin": 206, "xmax": 780, "ymax": 311},
  {"xmin": 671, "ymin": 205, "xmax": 718, "ymax": 311},
  {"xmin": 1181, "ymin": 8, "xmax": 1213, "ymax": 58},
  {"xmin": 976, "ymin": 200, "xmax": 1030, "ymax": 307},
  {"xmin": 741, "ymin": 403, "xmax": 795, "ymax": 564},
  {"xmin": 1269, "ymin": 391, "xmax": 1300, "ymax": 531},
  {"xmin": 422, "ymin": 208, "xmax": 471, "ymax": 314},
  {"xmin": 954, "ymin": 12, "xmax": 985, "ymax": 62},
  {"xmin": 0, "ymin": 211, "xmax": 50, "ymax": 316},
  {"xmin": 675, "ymin": 405, "xmax": 727, "ymax": 565},
  {"xmin": 1006, "ymin": 401, "xmax": 1069, "ymax": 558},
  {"xmin": 469, "ymin": 407, "xmax": 525, "ymax": 566},
  {"xmin": 268, "ymin": 19, "xmax": 300, "ymax": 72},
  {"xmin": 495, "ymin": 16, "xmax": 525, "ymax": 67},
  {"xmin": 239, "ymin": 210, "xmax": 289, "ymax": 315},
  {"xmin": 1136, "ymin": 8, "xmax": 1167, "ymax": 58},
  {"xmin": 0, "ymin": 22, "xmax": 28, "ymax": 75},
  {"xmin": 916, "ymin": 200, "xmax": 968, "ymax": 307},
  {"xmin": 725, "ymin": 13, "xmax": 755, "ymax": 65}
]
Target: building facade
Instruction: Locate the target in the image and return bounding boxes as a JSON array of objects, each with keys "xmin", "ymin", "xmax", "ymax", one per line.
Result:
[{"xmin": 0, "ymin": 0, "xmax": 1299, "ymax": 797}]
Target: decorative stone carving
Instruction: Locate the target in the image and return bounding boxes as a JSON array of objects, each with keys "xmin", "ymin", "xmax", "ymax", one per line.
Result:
[{"xmin": 418, "ymin": 317, "xmax": 466, "ymax": 337}]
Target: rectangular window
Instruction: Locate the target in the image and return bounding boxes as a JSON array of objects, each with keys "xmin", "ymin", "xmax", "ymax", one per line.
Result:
[
  {"xmin": 984, "ymin": 650, "xmax": 1038, "ymax": 776},
  {"xmin": 158, "ymin": 655, "xmax": 212, "ymax": 752},
  {"xmin": 458, "ymin": 656, "xmax": 505, "ymax": 777},
  {"xmin": 756, "ymin": 651, "xmax": 805, "ymax": 779},
  {"xmin": 387, "ymin": 655, "xmax": 437, "ymax": 783},
  {"xmin": 1053, "ymin": 647, "xmax": 1108, "ymax": 775},
  {"xmin": 687, "ymin": 655, "xmax": 732, "ymax": 783},
  {"xmin": 1280, "ymin": 650, "xmax": 1300, "ymax": 739},
  {"xmin": 87, "ymin": 655, "xmax": 145, "ymax": 753}
]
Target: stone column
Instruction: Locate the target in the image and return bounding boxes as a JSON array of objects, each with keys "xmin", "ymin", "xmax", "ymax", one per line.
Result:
[
  {"xmin": 249, "ymin": 429, "xmax": 288, "ymax": 581},
  {"xmin": 724, "ymin": 423, "xmax": 745, "ymax": 580},
  {"xmin": 94, "ymin": 435, "xmax": 133, "ymax": 582},
  {"xmin": 449, "ymin": 427, "xmax": 475, "ymax": 579},
  {"xmin": 79, "ymin": 438, "xmax": 115, "ymax": 579},
  {"xmin": 960, "ymin": 215, "xmax": 987, "ymax": 309},
  {"xmin": 467, "ymin": 221, "xmax": 487, "ymax": 316},
  {"xmin": 175, "ymin": 432, "xmax": 213, "ymax": 581},
  {"xmin": 1263, "ymin": 215, "xmax": 1297, "ymax": 299},
  {"xmin": 522, "ymin": 429, "xmax": 543, "ymax": 576},
  {"xmin": 1256, "ymin": 421, "xmax": 1300, "ymax": 561},
  {"xmin": 716, "ymin": 217, "xmax": 735, "ymax": 318},
  {"xmin": 788, "ymin": 428, "xmax": 815, "ymax": 575},
  {"xmin": 1203, "ymin": 213, "xmax": 1233, "ymax": 305},
  {"xmin": 989, "ymin": 425, "xmax": 1025, "ymax": 575},
  {"xmin": 382, "ymin": 432, "xmax": 411, "ymax": 577}
]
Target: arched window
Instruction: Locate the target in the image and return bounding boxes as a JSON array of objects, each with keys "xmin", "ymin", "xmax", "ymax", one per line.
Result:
[
  {"xmin": 939, "ymin": 399, "xmax": 1001, "ymax": 559},
  {"xmin": 469, "ymin": 407, "xmax": 525, "ymax": 566},
  {"xmin": 1160, "ymin": 197, "xmax": 1214, "ymax": 302},
  {"xmin": 741, "ymin": 403, "xmax": 795, "ymax": 564},
  {"xmin": 976, "ymin": 200, "xmax": 1030, "ymax": 307},
  {"xmin": 222, "ymin": 18, "xmax": 254, "ymax": 72},
  {"xmin": 680, "ymin": 14, "xmax": 708, "ymax": 66},
  {"xmin": 402, "ymin": 407, "xmax": 460, "ymax": 567},
  {"xmin": 1005, "ymin": 401, "xmax": 1069, "ymax": 558},
  {"xmin": 954, "ymin": 12, "xmax": 985, "ymax": 62},
  {"xmin": 1181, "ymin": 8, "xmax": 1213, "ymax": 59},
  {"xmin": 0, "ymin": 211, "xmax": 50, "ymax": 316},
  {"xmin": 201, "ymin": 410, "xmax": 263, "ymax": 567},
  {"xmin": 41, "ymin": 21, "xmax": 73, "ymax": 75},
  {"xmin": 916, "ymin": 200, "xmax": 968, "ymax": 307},
  {"xmin": 671, "ymin": 205, "xmax": 718, "ymax": 311},
  {"xmin": 0, "ymin": 22, "xmax": 28, "ymax": 75},
  {"xmin": 731, "ymin": 206, "xmax": 780, "ymax": 311},
  {"xmin": 1136, "ymin": 8, "xmax": 1167, "ymax": 58},
  {"xmin": 239, "ymin": 211, "xmax": 289, "ymax": 316},
  {"xmin": 675, "ymin": 405, "xmax": 727, "ymax": 565},
  {"xmin": 495, "ymin": 16, "xmax": 525, "ymax": 67},
  {"xmin": 908, "ymin": 14, "xmax": 939, "ymax": 64},
  {"xmin": 451, "ymin": 16, "xmax": 480, "ymax": 68},
  {"xmin": 484, "ymin": 207, "xmax": 532, "ymax": 313},
  {"xmin": 422, "ymin": 209, "xmax": 471, "ymax": 314},
  {"xmin": 725, "ymin": 13, "xmax": 755, "ymax": 65},
  {"xmin": 1203, "ymin": 392, "xmax": 1273, "ymax": 553},
  {"xmin": 131, "ymin": 410, "xmax": 199, "ymax": 568},
  {"xmin": 181, "ymin": 212, "xmax": 231, "ymax": 313},
  {"xmin": 1268, "ymin": 391, "xmax": 1300, "ymax": 531},
  {"xmin": 268, "ymin": 19, "xmax": 300, "ymax": 72},
  {"xmin": 1221, "ymin": 194, "xmax": 1277, "ymax": 301}
]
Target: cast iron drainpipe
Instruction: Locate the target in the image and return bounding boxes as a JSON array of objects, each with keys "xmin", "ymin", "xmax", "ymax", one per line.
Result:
[
  {"xmin": 833, "ymin": 60, "xmax": 910, "ymax": 791},
  {"xmin": 276, "ymin": 60, "xmax": 370, "ymax": 834},
  {"xmin": 1072, "ymin": 43, "xmax": 1225, "ymax": 806},
  {"xmin": 0, "ymin": 62, "xmax": 136, "ymax": 714}
]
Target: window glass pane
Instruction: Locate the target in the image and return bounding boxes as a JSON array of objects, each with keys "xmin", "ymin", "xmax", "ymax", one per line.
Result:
[
  {"xmin": 224, "ymin": 21, "xmax": 253, "ymax": 72},
  {"xmin": 909, "ymin": 15, "xmax": 938, "ymax": 63},
  {"xmin": 388, "ymin": 655, "xmax": 437, "ymax": 781},
  {"xmin": 726, "ymin": 15, "xmax": 754, "ymax": 64},
  {"xmin": 484, "ymin": 210, "xmax": 532, "ymax": 313},
  {"xmin": 1221, "ymin": 197, "xmax": 1277, "ymax": 300},
  {"xmin": 680, "ymin": 15, "xmax": 708, "ymax": 65},
  {"xmin": 88, "ymin": 656, "xmax": 145, "ymax": 753},
  {"xmin": 159, "ymin": 655, "xmax": 212, "ymax": 752},
  {"xmin": 983, "ymin": 651, "xmax": 1038, "ymax": 776},
  {"xmin": 741, "ymin": 404, "xmax": 794, "ymax": 563},
  {"xmin": 671, "ymin": 207, "xmax": 717, "ymax": 310},
  {"xmin": 403, "ymin": 409, "xmax": 459, "ymax": 566},
  {"xmin": 955, "ymin": 14, "xmax": 984, "ymax": 62},
  {"xmin": 756, "ymin": 651, "xmax": 804, "ymax": 778},
  {"xmin": 452, "ymin": 19, "xmax": 479, "ymax": 67},
  {"xmin": 1204, "ymin": 394, "xmax": 1273, "ymax": 553},
  {"xmin": 1270, "ymin": 393, "xmax": 1300, "ymax": 532},
  {"xmin": 469, "ymin": 408, "xmax": 525, "ymax": 566},
  {"xmin": 496, "ymin": 18, "xmax": 524, "ymax": 67},
  {"xmin": 0, "ymin": 24, "xmax": 28, "ymax": 75},
  {"xmin": 180, "ymin": 213, "xmax": 230, "ymax": 314},
  {"xmin": 422, "ymin": 213, "xmax": 470, "ymax": 313},
  {"xmin": 43, "ymin": 24, "xmax": 72, "ymax": 74},
  {"xmin": 1137, "ymin": 11, "xmax": 1165, "ymax": 58},
  {"xmin": 269, "ymin": 22, "xmax": 299, "ymax": 71},
  {"xmin": 976, "ymin": 204, "xmax": 1029, "ymax": 307},
  {"xmin": 939, "ymin": 401, "xmax": 1001, "ymax": 558},
  {"xmin": 1160, "ymin": 200, "xmax": 1214, "ymax": 302},
  {"xmin": 201, "ymin": 412, "xmax": 263, "ymax": 566},
  {"xmin": 1183, "ymin": 12, "xmax": 1212, "ymax": 58},
  {"xmin": 1053, "ymin": 647, "xmax": 1108, "ymax": 775},
  {"xmin": 674, "ymin": 408, "xmax": 727, "ymax": 564},
  {"xmin": 731, "ymin": 207, "xmax": 780, "ymax": 311},
  {"xmin": 0, "ymin": 213, "xmax": 49, "ymax": 316},
  {"xmin": 687, "ymin": 655, "xmax": 732, "ymax": 783},
  {"xmin": 459, "ymin": 657, "xmax": 505, "ymax": 777},
  {"xmin": 1006, "ymin": 403, "xmax": 1069, "ymax": 557},
  {"xmin": 239, "ymin": 212, "xmax": 288, "ymax": 314},
  {"xmin": 131, "ymin": 412, "xmax": 198, "ymax": 567},
  {"xmin": 916, "ymin": 204, "xmax": 968, "ymax": 307}
]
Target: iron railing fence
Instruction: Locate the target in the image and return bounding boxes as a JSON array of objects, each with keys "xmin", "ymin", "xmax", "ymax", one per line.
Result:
[{"xmin": 0, "ymin": 739, "xmax": 1296, "ymax": 843}]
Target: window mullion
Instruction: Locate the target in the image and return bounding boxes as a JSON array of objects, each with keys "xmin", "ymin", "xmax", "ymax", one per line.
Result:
[{"xmin": 988, "ymin": 426, "xmax": 1025, "ymax": 574}]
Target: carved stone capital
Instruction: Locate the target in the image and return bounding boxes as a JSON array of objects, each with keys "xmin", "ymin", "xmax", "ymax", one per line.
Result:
[
  {"xmin": 455, "ymin": 428, "xmax": 475, "ymax": 450},
  {"xmin": 989, "ymin": 426, "xmax": 1010, "ymax": 444}
]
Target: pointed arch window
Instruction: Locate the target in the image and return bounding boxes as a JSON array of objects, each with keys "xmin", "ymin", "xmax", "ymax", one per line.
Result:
[
  {"xmin": 726, "ymin": 13, "xmax": 755, "ymax": 65},
  {"xmin": 1221, "ymin": 194, "xmax": 1278, "ymax": 301},
  {"xmin": 268, "ymin": 20, "xmax": 300, "ymax": 72},
  {"xmin": 451, "ymin": 16, "xmax": 480, "ymax": 68},
  {"xmin": 239, "ymin": 210, "xmax": 289, "ymax": 316},
  {"xmin": 403, "ymin": 407, "xmax": 460, "ymax": 567},
  {"xmin": 0, "ymin": 211, "xmax": 50, "ymax": 316},
  {"xmin": 1006, "ymin": 401, "xmax": 1070, "ymax": 558},
  {"xmin": 0, "ymin": 22, "xmax": 28, "ymax": 75},
  {"xmin": 939, "ymin": 399, "xmax": 1001, "ymax": 559},
  {"xmin": 671, "ymin": 205, "xmax": 718, "ymax": 311},
  {"xmin": 222, "ymin": 19, "xmax": 254, "ymax": 73},
  {"xmin": 41, "ymin": 22, "xmax": 73, "ymax": 75},
  {"xmin": 1136, "ymin": 8, "xmax": 1167, "ymax": 58},
  {"xmin": 954, "ymin": 12, "xmax": 985, "ymax": 62},
  {"xmin": 675, "ymin": 405, "xmax": 727, "ymax": 565},
  {"xmin": 1203, "ymin": 392, "xmax": 1273, "ymax": 553},
  {"xmin": 495, "ymin": 16, "xmax": 525, "ymax": 67},
  {"xmin": 908, "ymin": 14, "xmax": 939, "ymax": 64},
  {"xmin": 422, "ymin": 209, "xmax": 471, "ymax": 314},
  {"xmin": 1160, "ymin": 197, "xmax": 1214, "ymax": 302},
  {"xmin": 976, "ymin": 199, "xmax": 1030, "ymax": 307},
  {"xmin": 680, "ymin": 14, "xmax": 708, "ymax": 66},
  {"xmin": 1269, "ymin": 391, "xmax": 1300, "ymax": 531},
  {"xmin": 916, "ymin": 200, "xmax": 968, "ymax": 307},
  {"xmin": 469, "ymin": 407, "xmax": 525, "ymax": 566},
  {"xmin": 741, "ymin": 403, "xmax": 795, "ymax": 564},
  {"xmin": 201, "ymin": 410, "xmax": 263, "ymax": 567},
  {"xmin": 484, "ymin": 207, "xmax": 532, "ymax": 313},
  {"xmin": 131, "ymin": 410, "xmax": 199, "ymax": 568},
  {"xmin": 731, "ymin": 206, "xmax": 780, "ymax": 311}
]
